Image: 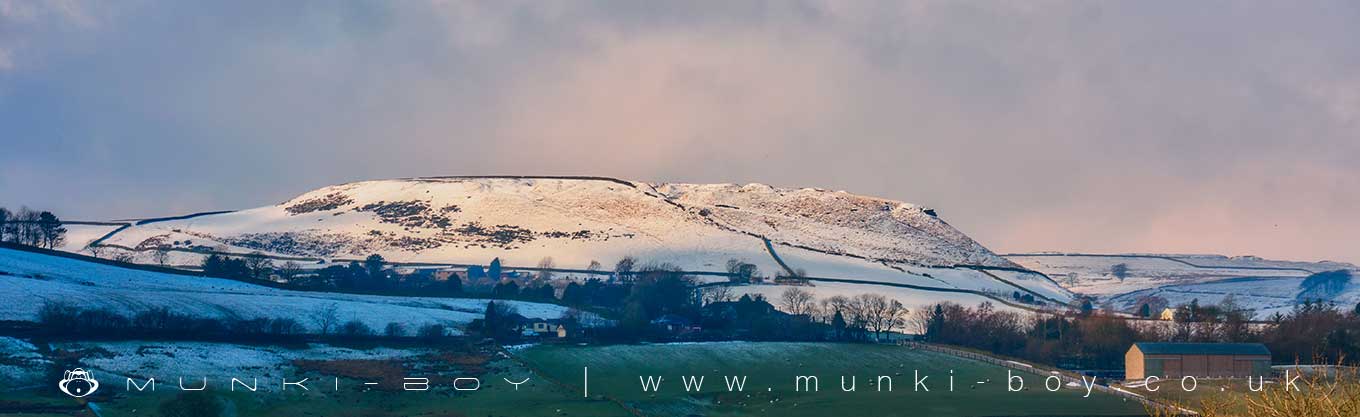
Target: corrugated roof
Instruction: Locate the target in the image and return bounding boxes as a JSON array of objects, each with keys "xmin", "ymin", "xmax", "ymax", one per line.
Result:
[{"xmin": 1133, "ymin": 342, "xmax": 1271, "ymax": 356}]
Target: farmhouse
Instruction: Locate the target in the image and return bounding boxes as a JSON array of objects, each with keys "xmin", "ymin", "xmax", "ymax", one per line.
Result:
[
  {"xmin": 1158, "ymin": 308, "xmax": 1176, "ymax": 321},
  {"xmin": 1125, "ymin": 343, "xmax": 1271, "ymax": 380}
]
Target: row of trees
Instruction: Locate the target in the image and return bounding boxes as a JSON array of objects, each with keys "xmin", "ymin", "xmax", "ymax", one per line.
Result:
[
  {"xmin": 768, "ymin": 288, "xmax": 909, "ymax": 340},
  {"xmin": 0, "ymin": 206, "xmax": 67, "ymax": 248},
  {"xmin": 920, "ymin": 297, "xmax": 1360, "ymax": 369}
]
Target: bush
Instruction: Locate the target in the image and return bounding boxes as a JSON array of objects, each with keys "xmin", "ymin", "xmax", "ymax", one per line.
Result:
[
  {"xmin": 417, "ymin": 323, "xmax": 447, "ymax": 340},
  {"xmin": 37, "ymin": 301, "xmax": 79, "ymax": 332},
  {"xmin": 339, "ymin": 320, "xmax": 373, "ymax": 337},
  {"xmin": 268, "ymin": 318, "xmax": 304, "ymax": 335},
  {"xmin": 384, "ymin": 322, "xmax": 406, "ymax": 337}
]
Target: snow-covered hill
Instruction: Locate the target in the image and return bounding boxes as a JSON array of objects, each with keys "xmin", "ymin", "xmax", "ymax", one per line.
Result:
[
  {"xmin": 1007, "ymin": 253, "xmax": 1359, "ymax": 318},
  {"xmin": 85, "ymin": 176, "xmax": 1073, "ymax": 310},
  {"xmin": 71, "ymin": 175, "xmax": 1071, "ymax": 313},
  {"xmin": 0, "ymin": 246, "xmax": 571, "ymax": 334},
  {"xmin": 102, "ymin": 177, "xmax": 1012, "ymax": 267}
]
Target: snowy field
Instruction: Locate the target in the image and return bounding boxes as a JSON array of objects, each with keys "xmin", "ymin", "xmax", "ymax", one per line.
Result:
[
  {"xmin": 59, "ymin": 340, "xmax": 427, "ymax": 381},
  {"xmin": 54, "ymin": 223, "xmax": 123, "ymax": 253},
  {"xmin": 0, "ymin": 247, "xmax": 573, "ymax": 334},
  {"xmin": 0, "ymin": 336, "xmax": 429, "ymax": 390},
  {"xmin": 1009, "ymin": 253, "xmax": 1359, "ymax": 318}
]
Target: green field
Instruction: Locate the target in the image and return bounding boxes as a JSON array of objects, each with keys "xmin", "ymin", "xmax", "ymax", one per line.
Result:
[
  {"xmin": 516, "ymin": 342, "xmax": 1148, "ymax": 416},
  {"xmin": 3, "ymin": 342, "xmax": 1149, "ymax": 417}
]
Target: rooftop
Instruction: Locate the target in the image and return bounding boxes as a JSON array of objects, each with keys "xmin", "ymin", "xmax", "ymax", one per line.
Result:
[{"xmin": 1133, "ymin": 342, "xmax": 1271, "ymax": 356}]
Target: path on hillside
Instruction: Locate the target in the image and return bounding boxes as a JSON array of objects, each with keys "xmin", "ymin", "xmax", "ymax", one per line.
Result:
[{"xmin": 759, "ymin": 237, "xmax": 1057, "ymax": 312}]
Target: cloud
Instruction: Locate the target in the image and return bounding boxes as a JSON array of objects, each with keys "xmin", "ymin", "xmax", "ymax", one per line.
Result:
[{"xmin": 0, "ymin": 1, "xmax": 1356, "ymax": 263}]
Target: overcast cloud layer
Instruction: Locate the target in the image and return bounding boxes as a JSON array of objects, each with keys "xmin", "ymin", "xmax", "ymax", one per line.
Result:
[{"xmin": 1, "ymin": 1, "xmax": 1357, "ymax": 264}]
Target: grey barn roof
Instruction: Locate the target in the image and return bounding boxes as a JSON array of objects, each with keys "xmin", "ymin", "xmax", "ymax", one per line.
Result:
[{"xmin": 1133, "ymin": 342, "xmax": 1271, "ymax": 356}]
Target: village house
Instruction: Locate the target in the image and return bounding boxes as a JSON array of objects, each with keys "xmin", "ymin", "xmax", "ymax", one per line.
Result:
[
  {"xmin": 650, "ymin": 314, "xmax": 699, "ymax": 334},
  {"xmin": 1158, "ymin": 308, "xmax": 1177, "ymax": 321},
  {"xmin": 520, "ymin": 319, "xmax": 572, "ymax": 339},
  {"xmin": 1125, "ymin": 342, "xmax": 1272, "ymax": 380}
]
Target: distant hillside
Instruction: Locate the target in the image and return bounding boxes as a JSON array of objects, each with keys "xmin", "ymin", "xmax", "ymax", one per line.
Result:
[
  {"xmin": 1007, "ymin": 252, "xmax": 1359, "ymax": 318},
  {"xmin": 77, "ymin": 176, "xmax": 1073, "ymax": 312}
]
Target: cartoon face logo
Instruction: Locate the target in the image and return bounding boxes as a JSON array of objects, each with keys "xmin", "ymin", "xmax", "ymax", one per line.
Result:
[{"xmin": 58, "ymin": 368, "xmax": 99, "ymax": 398}]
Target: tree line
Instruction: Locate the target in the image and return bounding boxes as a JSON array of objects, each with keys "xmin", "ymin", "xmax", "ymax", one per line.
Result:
[
  {"xmin": 0, "ymin": 206, "xmax": 67, "ymax": 249},
  {"xmin": 918, "ymin": 295, "xmax": 1360, "ymax": 370}
]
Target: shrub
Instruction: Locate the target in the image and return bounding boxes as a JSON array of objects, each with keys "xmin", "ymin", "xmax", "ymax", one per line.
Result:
[
  {"xmin": 417, "ymin": 323, "xmax": 447, "ymax": 340},
  {"xmin": 384, "ymin": 322, "xmax": 406, "ymax": 337},
  {"xmin": 338, "ymin": 320, "xmax": 373, "ymax": 337}
]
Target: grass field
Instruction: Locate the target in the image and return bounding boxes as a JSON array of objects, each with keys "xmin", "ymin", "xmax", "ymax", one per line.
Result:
[{"xmin": 2, "ymin": 342, "xmax": 1150, "ymax": 417}]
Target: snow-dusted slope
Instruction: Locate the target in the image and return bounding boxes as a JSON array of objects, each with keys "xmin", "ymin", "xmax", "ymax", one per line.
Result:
[
  {"xmin": 91, "ymin": 177, "xmax": 1069, "ymax": 305},
  {"xmin": 103, "ymin": 177, "xmax": 1014, "ymax": 267},
  {"xmin": 90, "ymin": 177, "xmax": 1066, "ymax": 302},
  {"xmin": 0, "ymin": 247, "xmax": 570, "ymax": 334},
  {"xmin": 1006, "ymin": 253, "xmax": 1351, "ymax": 296},
  {"xmin": 1008, "ymin": 253, "xmax": 1359, "ymax": 318}
]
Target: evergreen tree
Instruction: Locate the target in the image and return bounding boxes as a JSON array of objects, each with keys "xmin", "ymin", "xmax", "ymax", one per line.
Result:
[
  {"xmin": 562, "ymin": 282, "xmax": 584, "ymax": 305},
  {"xmin": 926, "ymin": 304, "xmax": 945, "ymax": 341},
  {"xmin": 487, "ymin": 258, "xmax": 502, "ymax": 280},
  {"xmin": 481, "ymin": 301, "xmax": 519, "ymax": 341},
  {"xmin": 445, "ymin": 274, "xmax": 462, "ymax": 294},
  {"xmin": 493, "ymin": 281, "xmax": 520, "ymax": 298},
  {"xmin": 202, "ymin": 254, "xmax": 224, "ymax": 276},
  {"xmin": 363, "ymin": 254, "xmax": 386, "ymax": 289},
  {"xmin": 533, "ymin": 284, "xmax": 555, "ymax": 300},
  {"xmin": 345, "ymin": 261, "xmax": 366, "ymax": 289},
  {"xmin": 36, "ymin": 211, "xmax": 66, "ymax": 249},
  {"xmin": 1139, "ymin": 303, "xmax": 1152, "ymax": 318},
  {"xmin": 831, "ymin": 310, "xmax": 847, "ymax": 340}
]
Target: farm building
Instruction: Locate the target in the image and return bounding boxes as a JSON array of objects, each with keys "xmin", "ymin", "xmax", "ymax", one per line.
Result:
[
  {"xmin": 1158, "ymin": 308, "xmax": 1176, "ymax": 321},
  {"xmin": 1125, "ymin": 343, "xmax": 1271, "ymax": 380}
]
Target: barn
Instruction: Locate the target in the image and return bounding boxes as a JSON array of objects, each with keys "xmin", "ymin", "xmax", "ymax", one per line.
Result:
[{"xmin": 1125, "ymin": 342, "xmax": 1271, "ymax": 380}]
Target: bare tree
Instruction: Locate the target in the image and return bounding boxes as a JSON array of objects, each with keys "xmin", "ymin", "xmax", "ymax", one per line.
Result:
[
  {"xmin": 151, "ymin": 246, "xmax": 171, "ymax": 266},
  {"xmin": 9, "ymin": 207, "xmax": 40, "ymax": 246},
  {"xmin": 856, "ymin": 293, "xmax": 907, "ymax": 340},
  {"xmin": 0, "ymin": 207, "xmax": 9, "ymax": 243},
  {"xmin": 278, "ymin": 261, "xmax": 303, "ymax": 282},
  {"xmin": 614, "ymin": 256, "xmax": 636, "ymax": 280},
  {"xmin": 821, "ymin": 295, "xmax": 851, "ymax": 322},
  {"xmin": 702, "ymin": 285, "xmax": 735, "ymax": 305},
  {"xmin": 110, "ymin": 249, "xmax": 135, "ymax": 263},
  {"xmin": 536, "ymin": 257, "xmax": 556, "ymax": 280},
  {"xmin": 86, "ymin": 243, "xmax": 105, "ymax": 259},
  {"xmin": 725, "ymin": 259, "xmax": 760, "ymax": 283},
  {"xmin": 586, "ymin": 260, "xmax": 602, "ymax": 271},
  {"xmin": 909, "ymin": 306, "xmax": 937, "ymax": 335},
  {"xmin": 779, "ymin": 287, "xmax": 816, "ymax": 316},
  {"xmin": 243, "ymin": 251, "xmax": 274, "ymax": 280},
  {"xmin": 310, "ymin": 303, "xmax": 340, "ymax": 335}
]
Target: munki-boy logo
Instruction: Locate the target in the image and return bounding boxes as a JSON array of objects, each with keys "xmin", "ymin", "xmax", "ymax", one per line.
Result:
[{"xmin": 58, "ymin": 368, "xmax": 100, "ymax": 398}]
